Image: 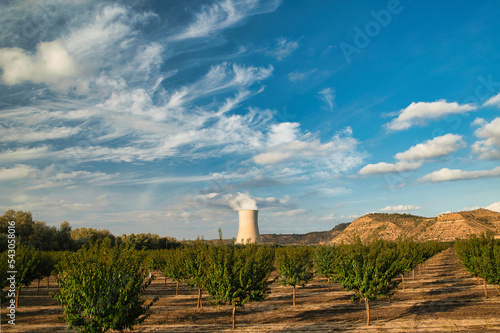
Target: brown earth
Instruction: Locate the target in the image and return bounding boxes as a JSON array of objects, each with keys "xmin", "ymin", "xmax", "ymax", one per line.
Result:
[{"xmin": 2, "ymin": 247, "xmax": 500, "ymax": 332}]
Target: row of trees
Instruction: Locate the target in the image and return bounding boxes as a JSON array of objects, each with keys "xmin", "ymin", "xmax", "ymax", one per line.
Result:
[
  {"xmin": 454, "ymin": 234, "xmax": 500, "ymax": 297},
  {"xmin": 313, "ymin": 239, "xmax": 448, "ymax": 325},
  {"xmin": 2, "ymin": 238, "xmax": 448, "ymax": 331},
  {"xmin": 0, "ymin": 210, "xmax": 180, "ymax": 252},
  {"xmin": 0, "ymin": 246, "xmax": 60, "ymax": 306},
  {"xmin": 156, "ymin": 238, "xmax": 448, "ymax": 327}
]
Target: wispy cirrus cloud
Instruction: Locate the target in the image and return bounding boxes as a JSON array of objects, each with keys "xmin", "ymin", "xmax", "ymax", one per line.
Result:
[
  {"xmin": 288, "ymin": 69, "xmax": 316, "ymax": 82},
  {"xmin": 172, "ymin": 0, "xmax": 281, "ymax": 40},
  {"xmin": 267, "ymin": 37, "xmax": 298, "ymax": 61},
  {"xmin": 318, "ymin": 87, "xmax": 336, "ymax": 111},
  {"xmin": 253, "ymin": 126, "xmax": 365, "ymax": 176}
]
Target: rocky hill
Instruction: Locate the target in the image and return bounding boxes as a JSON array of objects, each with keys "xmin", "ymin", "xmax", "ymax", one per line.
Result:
[
  {"xmin": 331, "ymin": 208, "xmax": 500, "ymax": 244},
  {"xmin": 261, "ymin": 223, "xmax": 349, "ymax": 245},
  {"xmin": 260, "ymin": 209, "xmax": 500, "ymax": 245}
]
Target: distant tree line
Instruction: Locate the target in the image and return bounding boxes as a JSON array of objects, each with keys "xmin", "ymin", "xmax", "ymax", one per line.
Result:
[{"xmin": 0, "ymin": 210, "xmax": 179, "ymax": 252}]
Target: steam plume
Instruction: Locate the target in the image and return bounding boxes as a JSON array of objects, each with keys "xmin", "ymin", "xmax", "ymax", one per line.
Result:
[{"xmin": 226, "ymin": 192, "xmax": 258, "ymax": 211}]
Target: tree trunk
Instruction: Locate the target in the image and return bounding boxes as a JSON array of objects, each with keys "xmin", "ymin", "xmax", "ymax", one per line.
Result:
[
  {"xmin": 37, "ymin": 279, "xmax": 41, "ymax": 296},
  {"xmin": 401, "ymin": 274, "xmax": 405, "ymax": 290},
  {"xmin": 477, "ymin": 276, "xmax": 480, "ymax": 285},
  {"xmin": 412, "ymin": 268, "xmax": 415, "ymax": 281},
  {"xmin": 292, "ymin": 286, "xmax": 296, "ymax": 306},
  {"xmin": 197, "ymin": 287, "xmax": 202, "ymax": 308},
  {"xmin": 47, "ymin": 276, "xmax": 50, "ymax": 289},
  {"xmin": 388, "ymin": 294, "xmax": 391, "ymax": 303},
  {"xmin": 15, "ymin": 287, "xmax": 20, "ymax": 308},
  {"xmin": 164, "ymin": 276, "xmax": 167, "ymax": 287},
  {"xmin": 232, "ymin": 306, "xmax": 236, "ymax": 329},
  {"xmin": 365, "ymin": 298, "xmax": 370, "ymax": 326},
  {"xmin": 328, "ymin": 278, "xmax": 331, "ymax": 292},
  {"xmin": 484, "ymin": 279, "xmax": 488, "ymax": 298},
  {"xmin": 176, "ymin": 281, "xmax": 179, "ymax": 296}
]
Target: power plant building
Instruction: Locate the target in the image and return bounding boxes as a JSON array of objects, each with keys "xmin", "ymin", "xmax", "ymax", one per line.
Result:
[{"xmin": 236, "ymin": 209, "xmax": 261, "ymax": 244}]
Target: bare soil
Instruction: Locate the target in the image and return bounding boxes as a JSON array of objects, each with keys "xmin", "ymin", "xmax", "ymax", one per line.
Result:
[{"xmin": 2, "ymin": 247, "xmax": 500, "ymax": 332}]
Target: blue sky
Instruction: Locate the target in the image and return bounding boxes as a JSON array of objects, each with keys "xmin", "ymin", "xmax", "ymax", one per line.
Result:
[{"xmin": 0, "ymin": 0, "xmax": 499, "ymax": 240}]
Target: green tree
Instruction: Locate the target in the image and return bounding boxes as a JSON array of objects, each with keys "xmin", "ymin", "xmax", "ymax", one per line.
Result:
[
  {"xmin": 333, "ymin": 240, "xmax": 403, "ymax": 325},
  {"xmin": 182, "ymin": 239, "xmax": 208, "ymax": 308},
  {"xmin": 33, "ymin": 251, "xmax": 56, "ymax": 295},
  {"xmin": 0, "ymin": 210, "xmax": 35, "ymax": 244},
  {"xmin": 30, "ymin": 221, "xmax": 59, "ymax": 250},
  {"xmin": 204, "ymin": 242, "xmax": 275, "ymax": 329},
  {"xmin": 275, "ymin": 245, "xmax": 314, "ymax": 306},
  {"xmin": 160, "ymin": 248, "xmax": 186, "ymax": 295},
  {"xmin": 53, "ymin": 239, "xmax": 158, "ymax": 333},
  {"xmin": 314, "ymin": 245, "xmax": 338, "ymax": 292},
  {"xmin": 14, "ymin": 245, "xmax": 43, "ymax": 307},
  {"xmin": 0, "ymin": 251, "xmax": 9, "ymax": 302},
  {"xmin": 455, "ymin": 234, "xmax": 500, "ymax": 298},
  {"xmin": 70, "ymin": 227, "xmax": 115, "ymax": 248},
  {"xmin": 56, "ymin": 221, "xmax": 75, "ymax": 251}
]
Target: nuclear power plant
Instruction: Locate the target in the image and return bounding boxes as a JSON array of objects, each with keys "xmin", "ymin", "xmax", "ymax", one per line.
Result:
[{"xmin": 236, "ymin": 210, "xmax": 261, "ymax": 244}]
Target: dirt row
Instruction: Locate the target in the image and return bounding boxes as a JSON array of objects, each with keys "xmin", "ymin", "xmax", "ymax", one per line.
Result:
[{"xmin": 1, "ymin": 247, "xmax": 500, "ymax": 332}]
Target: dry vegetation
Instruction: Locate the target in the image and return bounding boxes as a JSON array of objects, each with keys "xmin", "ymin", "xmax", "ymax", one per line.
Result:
[{"xmin": 2, "ymin": 248, "xmax": 500, "ymax": 332}]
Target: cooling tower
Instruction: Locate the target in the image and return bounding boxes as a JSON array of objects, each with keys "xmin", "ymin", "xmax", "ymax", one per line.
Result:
[{"xmin": 236, "ymin": 210, "xmax": 261, "ymax": 244}]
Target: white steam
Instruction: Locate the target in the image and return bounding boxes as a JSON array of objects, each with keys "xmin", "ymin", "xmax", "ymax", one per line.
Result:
[{"xmin": 226, "ymin": 192, "xmax": 258, "ymax": 211}]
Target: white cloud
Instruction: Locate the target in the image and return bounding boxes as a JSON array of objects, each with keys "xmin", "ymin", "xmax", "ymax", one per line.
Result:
[
  {"xmin": 63, "ymin": 4, "xmax": 155, "ymax": 62},
  {"xmin": 360, "ymin": 133, "xmax": 465, "ymax": 175},
  {"xmin": 322, "ymin": 187, "xmax": 351, "ymax": 196},
  {"xmin": 0, "ymin": 147, "xmax": 50, "ymax": 163},
  {"xmin": 483, "ymin": 93, "xmax": 500, "ymax": 108},
  {"xmin": 359, "ymin": 161, "xmax": 422, "ymax": 175},
  {"xmin": 418, "ymin": 166, "xmax": 500, "ymax": 183},
  {"xmin": 386, "ymin": 100, "xmax": 477, "ymax": 131},
  {"xmin": 380, "ymin": 205, "xmax": 421, "ymax": 212},
  {"xmin": 253, "ymin": 127, "xmax": 365, "ymax": 175},
  {"xmin": 0, "ymin": 165, "xmax": 37, "ymax": 181},
  {"xmin": 253, "ymin": 151, "xmax": 293, "ymax": 164},
  {"xmin": 394, "ymin": 134, "xmax": 466, "ymax": 160},
  {"xmin": 172, "ymin": 0, "xmax": 281, "ymax": 40},
  {"xmin": 485, "ymin": 201, "xmax": 500, "ymax": 213},
  {"xmin": 267, "ymin": 122, "xmax": 299, "ymax": 146},
  {"xmin": 0, "ymin": 126, "xmax": 81, "ymax": 142},
  {"xmin": 288, "ymin": 69, "xmax": 316, "ymax": 82},
  {"xmin": 319, "ymin": 87, "xmax": 335, "ymax": 111},
  {"xmin": 0, "ymin": 40, "xmax": 79, "ymax": 85},
  {"xmin": 472, "ymin": 117, "xmax": 500, "ymax": 160},
  {"xmin": 268, "ymin": 38, "xmax": 298, "ymax": 61},
  {"xmin": 271, "ymin": 209, "xmax": 308, "ymax": 217}
]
